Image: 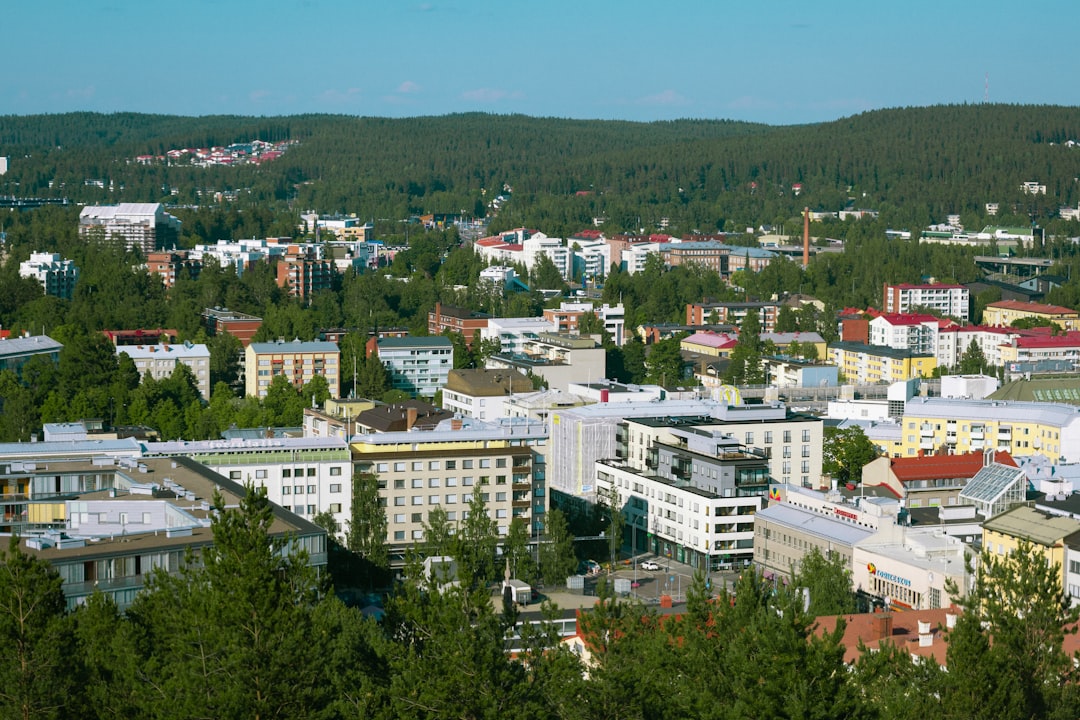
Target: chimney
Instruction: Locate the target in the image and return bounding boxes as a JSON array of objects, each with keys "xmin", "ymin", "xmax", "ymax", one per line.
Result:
[
  {"xmin": 406, "ymin": 407, "xmax": 418, "ymax": 430},
  {"xmin": 871, "ymin": 612, "xmax": 893, "ymax": 640},
  {"xmin": 945, "ymin": 612, "xmax": 957, "ymax": 629},
  {"xmin": 802, "ymin": 207, "xmax": 810, "ymax": 267}
]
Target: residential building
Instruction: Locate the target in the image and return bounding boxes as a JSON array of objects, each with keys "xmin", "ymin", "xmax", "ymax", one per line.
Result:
[
  {"xmin": 983, "ymin": 300, "xmax": 1080, "ymax": 331},
  {"xmin": 828, "ymin": 342, "xmax": 937, "ymax": 384},
  {"xmin": 299, "ymin": 213, "xmax": 373, "ymax": 242},
  {"xmin": 276, "ymin": 245, "xmax": 334, "ymax": 300},
  {"xmin": 144, "ymin": 436, "xmax": 353, "ymax": 534},
  {"xmin": 487, "ymin": 332, "xmax": 605, "ymax": 393},
  {"xmin": 351, "ymin": 418, "xmax": 548, "ymax": 567},
  {"xmin": 998, "ymin": 333, "xmax": 1080, "ymax": 368},
  {"xmin": 11, "ymin": 454, "xmax": 327, "ymax": 609},
  {"xmin": 567, "ymin": 380, "xmax": 666, "ymax": 404},
  {"xmin": 78, "ymin": 203, "xmax": 181, "ymax": 254},
  {"xmin": 680, "ymin": 332, "xmax": 738, "ymax": 358},
  {"xmin": 353, "ymin": 401, "xmax": 454, "ymax": 434},
  {"xmin": 660, "ymin": 240, "xmax": 729, "ymax": 275},
  {"xmin": 102, "ymin": 329, "xmax": 178, "ymax": 346},
  {"xmin": 202, "ymin": 307, "xmax": 263, "ymax": 347},
  {"xmin": 188, "ymin": 237, "xmax": 293, "ymax": 276},
  {"xmin": 522, "ymin": 232, "xmax": 572, "ymax": 281},
  {"xmin": 543, "ymin": 302, "xmax": 626, "ymax": 347},
  {"xmin": 118, "ymin": 341, "xmax": 211, "ymax": 400},
  {"xmin": 442, "ymin": 368, "xmax": 530, "ymax": 420},
  {"xmin": 302, "ymin": 398, "xmax": 377, "ymax": 439},
  {"xmin": 869, "ymin": 313, "xmax": 949, "ymax": 355},
  {"xmin": 245, "ymin": 339, "xmax": 341, "ymax": 399},
  {"xmin": 762, "ymin": 356, "xmax": 839, "ymax": 388},
  {"xmin": 145, "ymin": 250, "xmax": 201, "ymax": 288},
  {"xmin": 482, "ymin": 317, "xmax": 556, "ymax": 354},
  {"xmin": 899, "ymin": 396, "xmax": 1080, "ymax": 461},
  {"xmin": 596, "ymin": 427, "xmax": 769, "ymax": 571},
  {"xmin": 936, "ymin": 325, "xmax": 1024, "ymax": 368},
  {"xmin": 428, "ymin": 302, "xmax": 490, "ymax": 349},
  {"xmin": 861, "ymin": 450, "xmax": 1017, "ymax": 509},
  {"xmin": 372, "ymin": 336, "xmax": 453, "ymax": 398},
  {"xmin": 883, "ymin": 283, "xmax": 969, "ymax": 322},
  {"xmin": 762, "ymin": 332, "xmax": 827, "ymax": 358},
  {"xmin": 982, "ymin": 505, "xmax": 1080, "ymax": 597},
  {"xmin": 19, "ymin": 252, "xmax": 79, "ymax": 298},
  {"xmin": 686, "ymin": 301, "xmax": 780, "ymax": 332},
  {"xmin": 0, "ymin": 334, "xmax": 63, "ymax": 378}
]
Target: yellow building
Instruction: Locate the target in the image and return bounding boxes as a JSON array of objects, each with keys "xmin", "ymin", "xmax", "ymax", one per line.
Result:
[
  {"xmin": 244, "ymin": 339, "xmax": 340, "ymax": 399},
  {"xmin": 827, "ymin": 341, "xmax": 937, "ymax": 385},
  {"xmin": 981, "ymin": 505, "xmax": 1080, "ymax": 594},
  {"xmin": 983, "ymin": 300, "xmax": 1079, "ymax": 331},
  {"xmin": 899, "ymin": 397, "xmax": 1080, "ymax": 461}
]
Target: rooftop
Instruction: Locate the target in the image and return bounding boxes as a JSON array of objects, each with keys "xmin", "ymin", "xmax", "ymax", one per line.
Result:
[
  {"xmin": 888, "ymin": 451, "xmax": 1015, "ymax": 483},
  {"xmin": 982, "ymin": 505, "xmax": 1080, "ymax": 546}
]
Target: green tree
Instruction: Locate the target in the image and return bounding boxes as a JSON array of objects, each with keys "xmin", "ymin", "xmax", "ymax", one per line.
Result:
[
  {"xmin": 0, "ymin": 536, "xmax": 80, "ymax": 720},
  {"xmin": 501, "ymin": 517, "xmax": 537, "ymax": 584},
  {"xmin": 957, "ymin": 338, "xmax": 989, "ymax": 374},
  {"xmin": 208, "ymin": 331, "xmax": 243, "ymax": 390},
  {"xmin": 793, "ymin": 547, "xmax": 857, "ymax": 616},
  {"xmin": 725, "ymin": 308, "xmax": 765, "ymax": 385},
  {"xmin": 644, "ymin": 336, "xmax": 685, "ymax": 387},
  {"xmin": 423, "ymin": 505, "xmax": 455, "ymax": 557},
  {"xmin": 539, "ymin": 508, "xmax": 577, "ymax": 587},
  {"xmin": 357, "ymin": 353, "xmax": 389, "ymax": 400},
  {"xmin": 347, "ymin": 472, "xmax": 389, "ymax": 570},
  {"xmin": 453, "ymin": 492, "xmax": 499, "ymax": 590},
  {"xmin": 823, "ymin": 425, "xmax": 880, "ymax": 484}
]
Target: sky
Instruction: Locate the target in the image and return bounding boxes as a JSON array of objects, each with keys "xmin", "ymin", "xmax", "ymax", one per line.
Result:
[{"xmin": 5, "ymin": 0, "xmax": 1077, "ymax": 126}]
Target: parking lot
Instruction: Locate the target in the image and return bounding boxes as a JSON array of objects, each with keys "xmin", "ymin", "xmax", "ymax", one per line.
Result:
[{"xmin": 585, "ymin": 554, "xmax": 742, "ymax": 604}]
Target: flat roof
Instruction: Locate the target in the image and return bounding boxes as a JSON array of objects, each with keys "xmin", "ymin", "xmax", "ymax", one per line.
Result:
[
  {"xmin": 756, "ymin": 502, "xmax": 876, "ymax": 546},
  {"xmin": 0, "ymin": 335, "xmax": 63, "ymax": 357},
  {"xmin": 982, "ymin": 505, "xmax": 1080, "ymax": 546},
  {"xmin": 248, "ymin": 340, "xmax": 340, "ymax": 353}
]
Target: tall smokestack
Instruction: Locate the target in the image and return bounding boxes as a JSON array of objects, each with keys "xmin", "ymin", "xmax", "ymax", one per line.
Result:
[{"xmin": 802, "ymin": 207, "xmax": 810, "ymax": 268}]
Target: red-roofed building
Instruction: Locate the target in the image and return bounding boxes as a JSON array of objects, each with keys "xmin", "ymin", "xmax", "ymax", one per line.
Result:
[
  {"xmin": 869, "ymin": 312, "xmax": 957, "ymax": 354},
  {"xmin": 861, "ymin": 450, "xmax": 1015, "ymax": 507},
  {"xmin": 998, "ymin": 331, "xmax": 1080, "ymax": 366},
  {"xmin": 427, "ymin": 302, "xmax": 490, "ymax": 349},
  {"xmin": 983, "ymin": 299, "xmax": 1079, "ymax": 331},
  {"xmin": 814, "ymin": 609, "xmax": 953, "ymax": 666}
]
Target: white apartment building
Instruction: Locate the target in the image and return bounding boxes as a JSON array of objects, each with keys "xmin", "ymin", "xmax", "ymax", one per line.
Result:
[
  {"xmin": 376, "ymin": 336, "xmax": 454, "ymax": 398},
  {"xmin": 596, "ymin": 422, "xmax": 770, "ymax": 571},
  {"xmin": 79, "ymin": 203, "xmax": 182, "ymax": 254},
  {"xmin": 487, "ymin": 332, "xmax": 605, "ymax": 393},
  {"xmin": 935, "ymin": 325, "xmax": 1021, "ymax": 368},
  {"xmin": 19, "ymin": 252, "xmax": 79, "ymax": 299},
  {"xmin": 119, "ymin": 341, "xmax": 211, "ymax": 399},
  {"xmin": 189, "ymin": 237, "xmax": 293, "ymax": 276},
  {"xmin": 544, "ymin": 302, "xmax": 626, "ymax": 346},
  {"xmin": 883, "ymin": 283, "xmax": 970, "ymax": 322},
  {"xmin": 522, "ymin": 232, "xmax": 572, "ymax": 282},
  {"xmin": 869, "ymin": 314, "xmax": 942, "ymax": 355},
  {"xmin": 482, "ymin": 317, "xmax": 556, "ymax": 354},
  {"xmin": 144, "ymin": 436, "xmax": 353, "ymax": 535}
]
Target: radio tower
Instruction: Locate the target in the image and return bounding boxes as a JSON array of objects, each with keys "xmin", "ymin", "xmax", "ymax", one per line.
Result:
[{"xmin": 984, "ymin": 72, "xmax": 989, "ymax": 104}]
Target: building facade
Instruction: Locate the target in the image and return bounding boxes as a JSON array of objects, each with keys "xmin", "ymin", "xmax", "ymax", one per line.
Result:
[
  {"xmin": 79, "ymin": 203, "xmax": 181, "ymax": 254},
  {"xmin": 19, "ymin": 252, "xmax": 79, "ymax": 298},
  {"xmin": 374, "ymin": 336, "xmax": 453, "ymax": 398},
  {"xmin": 245, "ymin": 340, "xmax": 341, "ymax": 399},
  {"xmin": 119, "ymin": 341, "xmax": 212, "ymax": 400},
  {"xmin": 883, "ymin": 283, "xmax": 970, "ymax": 322}
]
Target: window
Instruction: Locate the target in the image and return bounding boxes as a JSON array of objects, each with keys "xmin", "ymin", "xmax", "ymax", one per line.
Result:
[
  {"xmin": 294, "ymin": 486, "xmax": 304, "ymax": 494},
  {"xmin": 447, "ymin": 512, "xmax": 457, "ymax": 521},
  {"xmin": 307, "ymin": 468, "xmax": 316, "ymax": 477},
  {"xmin": 446, "ymin": 494, "xmax": 457, "ymax": 504},
  {"xmin": 801, "ymin": 445, "xmax": 810, "ymax": 458},
  {"xmin": 463, "ymin": 460, "xmax": 474, "ymax": 469},
  {"xmin": 745, "ymin": 432, "xmax": 754, "ymax": 445},
  {"xmin": 480, "ymin": 459, "xmax": 491, "ymax": 469},
  {"xmin": 446, "ymin": 477, "xmax": 458, "ymax": 487},
  {"xmin": 412, "ymin": 478, "xmax": 423, "ymax": 488},
  {"xmin": 783, "ymin": 431, "xmax": 791, "ymax": 443},
  {"xmin": 394, "ymin": 531, "xmax": 405, "ymax": 541},
  {"xmin": 307, "ymin": 485, "xmax": 316, "ymax": 494},
  {"xmin": 282, "ymin": 487, "xmax": 291, "ymax": 495},
  {"xmin": 429, "ymin": 495, "xmax": 440, "ymax": 504},
  {"xmin": 802, "ymin": 429, "xmax": 811, "ymax": 442},
  {"xmin": 463, "ymin": 477, "xmax": 474, "ymax": 486},
  {"xmin": 394, "ymin": 497, "xmax": 405, "ymax": 506},
  {"xmin": 429, "ymin": 460, "xmax": 441, "ymax": 471},
  {"xmin": 283, "ymin": 469, "xmax": 292, "ymax": 478},
  {"xmin": 412, "ymin": 513, "xmax": 423, "ymax": 523},
  {"xmin": 255, "ymin": 469, "xmax": 267, "ymax": 479},
  {"xmin": 764, "ymin": 431, "xmax": 773, "ymax": 444},
  {"xmin": 229, "ymin": 471, "xmax": 241, "ymax": 480},
  {"xmin": 463, "ymin": 493, "xmax": 473, "ymax": 503},
  {"xmin": 496, "ymin": 492, "xmax": 507, "ymax": 502},
  {"xmin": 330, "ymin": 467, "xmax": 342, "ymax": 476},
  {"xmin": 329, "ymin": 483, "xmax": 341, "ymax": 493},
  {"xmin": 496, "ymin": 509, "xmax": 507, "ymax": 518},
  {"xmin": 496, "ymin": 458, "xmax": 507, "ymax": 468},
  {"xmin": 446, "ymin": 460, "xmax": 456, "ymax": 470},
  {"xmin": 429, "ymin": 478, "xmax": 440, "ymax": 488},
  {"xmin": 412, "ymin": 496, "xmax": 423, "ymax": 506},
  {"xmin": 783, "ymin": 446, "xmax": 791, "ymax": 458},
  {"xmin": 377, "ymin": 463, "xmax": 389, "ymax": 473},
  {"xmin": 394, "ymin": 479, "xmax": 405, "ymax": 489},
  {"xmin": 307, "ymin": 505, "xmax": 316, "ymax": 515},
  {"xmin": 412, "ymin": 530, "xmax": 424, "ymax": 540},
  {"xmin": 412, "ymin": 461, "xmax": 423, "ymax": 471},
  {"xmin": 329, "ymin": 503, "xmax": 342, "ymax": 513},
  {"xmin": 394, "ymin": 514, "xmax": 405, "ymax": 524},
  {"xmin": 496, "ymin": 476, "xmax": 507, "ymax": 485}
]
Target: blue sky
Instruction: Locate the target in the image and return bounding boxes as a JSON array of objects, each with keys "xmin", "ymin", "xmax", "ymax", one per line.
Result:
[{"xmin": 6, "ymin": 0, "xmax": 1076, "ymax": 125}]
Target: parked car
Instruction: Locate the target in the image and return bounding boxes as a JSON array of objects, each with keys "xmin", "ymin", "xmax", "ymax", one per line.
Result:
[{"xmin": 640, "ymin": 560, "xmax": 660, "ymax": 571}]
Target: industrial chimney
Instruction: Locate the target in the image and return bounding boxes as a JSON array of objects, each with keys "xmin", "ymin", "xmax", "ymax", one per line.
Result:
[{"xmin": 802, "ymin": 207, "xmax": 810, "ymax": 267}]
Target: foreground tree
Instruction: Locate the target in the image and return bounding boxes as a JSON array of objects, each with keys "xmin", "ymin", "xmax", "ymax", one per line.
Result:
[
  {"xmin": 347, "ymin": 471, "xmax": 389, "ymax": 570},
  {"xmin": 793, "ymin": 547, "xmax": 857, "ymax": 616},
  {"xmin": 823, "ymin": 425, "xmax": 880, "ymax": 484}
]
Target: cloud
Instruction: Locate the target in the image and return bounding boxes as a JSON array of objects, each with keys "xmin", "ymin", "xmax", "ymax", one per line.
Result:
[
  {"xmin": 637, "ymin": 89, "xmax": 688, "ymax": 106},
  {"xmin": 396, "ymin": 80, "xmax": 421, "ymax": 94},
  {"xmin": 461, "ymin": 87, "xmax": 522, "ymax": 103},
  {"xmin": 66, "ymin": 85, "xmax": 96, "ymax": 100},
  {"xmin": 249, "ymin": 89, "xmax": 271, "ymax": 102},
  {"xmin": 319, "ymin": 87, "xmax": 363, "ymax": 103}
]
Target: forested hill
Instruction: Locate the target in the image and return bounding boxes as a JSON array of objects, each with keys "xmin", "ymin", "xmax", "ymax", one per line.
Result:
[{"xmin": 2, "ymin": 105, "xmax": 1080, "ymax": 235}]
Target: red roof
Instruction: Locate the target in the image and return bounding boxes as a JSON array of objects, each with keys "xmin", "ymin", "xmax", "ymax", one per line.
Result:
[
  {"xmin": 877, "ymin": 312, "xmax": 941, "ymax": 326},
  {"xmin": 891, "ymin": 283, "xmax": 966, "ymax": 290},
  {"xmin": 815, "ymin": 609, "xmax": 953, "ymax": 665},
  {"xmin": 1007, "ymin": 335, "xmax": 1080, "ymax": 349},
  {"xmin": 889, "ymin": 451, "xmax": 1015, "ymax": 483},
  {"xmin": 987, "ymin": 300, "xmax": 1077, "ymax": 315}
]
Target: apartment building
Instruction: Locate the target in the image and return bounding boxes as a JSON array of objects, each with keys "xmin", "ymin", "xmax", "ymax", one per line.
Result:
[
  {"xmin": 119, "ymin": 341, "xmax": 211, "ymax": 400},
  {"xmin": 861, "ymin": 450, "xmax": 1016, "ymax": 509},
  {"xmin": 487, "ymin": 332, "xmax": 605, "ymax": 393},
  {"xmin": 522, "ymin": 232, "xmax": 572, "ymax": 281},
  {"xmin": 10, "ymin": 454, "xmax": 326, "ymax": 609},
  {"xmin": 145, "ymin": 250, "xmax": 201, "ymax": 288},
  {"xmin": 543, "ymin": 302, "xmax": 626, "ymax": 347},
  {"xmin": 202, "ymin": 307, "xmax": 263, "ymax": 347},
  {"xmin": 351, "ymin": 418, "xmax": 548, "ymax": 568},
  {"xmin": 373, "ymin": 336, "xmax": 453, "ymax": 398},
  {"xmin": 427, "ymin": 302, "xmax": 490, "ymax": 348},
  {"xmin": 982, "ymin": 505, "xmax": 1080, "ymax": 598},
  {"xmin": 869, "ymin": 313, "xmax": 947, "ymax": 355},
  {"xmin": 0, "ymin": 334, "xmax": 63, "ymax": 378},
  {"xmin": 596, "ymin": 422, "xmax": 769, "ymax": 571},
  {"xmin": 482, "ymin": 317, "xmax": 556, "ymax": 354},
  {"xmin": 144, "ymin": 436, "xmax": 353, "ymax": 534},
  {"xmin": 899, "ymin": 396, "xmax": 1080, "ymax": 461},
  {"xmin": 245, "ymin": 339, "xmax": 341, "ymax": 399},
  {"xmin": 276, "ymin": 245, "xmax": 334, "ymax": 301},
  {"xmin": 828, "ymin": 341, "xmax": 937, "ymax": 384},
  {"xmin": 442, "ymin": 368, "xmax": 529, "ymax": 420},
  {"xmin": 78, "ymin": 203, "xmax": 181, "ymax": 254},
  {"xmin": 19, "ymin": 251, "xmax": 79, "ymax": 299},
  {"xmin": 883, "ymin": 282, "xmax": 970, "ymax": 322},
  {"xmin": 686, "ymin": 301, "xmax": 780, "ymax": 331},
  {"xmin": 983, "ymin": 300, "xmax": 1080, "ymax": 331}
]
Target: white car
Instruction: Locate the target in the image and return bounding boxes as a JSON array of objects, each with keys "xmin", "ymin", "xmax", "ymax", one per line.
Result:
[{"xmin": 640, "ymin": 561, "xmax": 660, "ymax": 571}]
